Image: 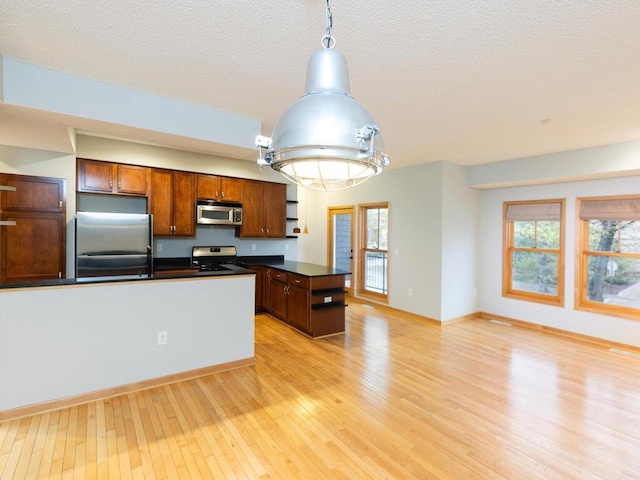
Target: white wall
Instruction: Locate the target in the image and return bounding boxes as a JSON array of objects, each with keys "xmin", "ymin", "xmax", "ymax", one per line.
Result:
[
  {"xmin": 479, "ymin": 175, "xmax": 640, "ymax": 347},
  {"xmin": 467, "ymin": 139, "xmax": 640, "ymax": 188},
  {"xmin": 297, "ymin": 162, "xmax": 450, "ymax": 320},
  {"xmin": 0, "ymin": 275, "xmax": 255, "ymax": 412},
  {"xmin": 441, "ymin": 163, "xmax": 481, "ymax": 320}
]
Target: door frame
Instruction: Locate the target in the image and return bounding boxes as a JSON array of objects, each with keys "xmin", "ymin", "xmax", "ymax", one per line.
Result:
[{"xmin": 327, "ymin": 205, "xmax": 355, "ymax": 295}]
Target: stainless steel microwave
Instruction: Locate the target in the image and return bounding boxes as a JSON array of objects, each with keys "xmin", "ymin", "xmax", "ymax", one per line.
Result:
[{"xmin": 196, "ymin": 200, "xmax": 243, "ymax": 226}]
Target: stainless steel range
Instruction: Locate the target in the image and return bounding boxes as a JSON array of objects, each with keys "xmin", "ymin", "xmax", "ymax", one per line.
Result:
[{"xmin": 191, "ymin": 245, "xmax": 246, "ymax": 271}]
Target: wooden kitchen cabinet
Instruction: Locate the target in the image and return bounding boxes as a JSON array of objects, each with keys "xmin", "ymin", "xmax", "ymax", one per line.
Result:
[
  {"xmin": 0, "ymin": 174, "xmax": 66, "ymax": 283},
  {"xmin": 269, "ymin": 269, "xmax": 289, "ymax": 321},
  {"xmin": 288, "ymin": 280, "xmax": 310, "ymax": 332},
  {"xmin": 149, "ymin": 169, "xmax": 196, "ymax": 236},
  {"xmin": 249, "ymin": 265, "xmax": 266, "ymax": 312},
  {"xmin": 77, "ymin": 159, "xmax": 149, "ymax": 196},
  {"xmin": 263, "ymin": 266, "xmax": 346, "ymax": 338},
  {"xmin": 1, "ymin": 174, "xmax": 65, "ymax": 212},
  {"xmin": 1, "ymin": 211, "xmax": 66, "ymax": 283},
  {"xmin": 197, "ymin": 174, "xmax": 243, "ymax": 202},
  {"xmin": 236, "ymin": 180, "xmax": 286, "ymax": 238}
]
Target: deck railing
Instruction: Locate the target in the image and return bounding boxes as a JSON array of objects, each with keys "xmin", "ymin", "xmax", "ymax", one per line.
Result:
[{"xmin": 364, "ymin": 251, "xmax": 388, "ymax": 294}]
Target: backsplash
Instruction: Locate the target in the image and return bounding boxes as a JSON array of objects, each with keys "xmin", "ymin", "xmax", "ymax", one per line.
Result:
[{"xmin": 153, "ymin": 225, "xmax": 297, "ymax": 259}]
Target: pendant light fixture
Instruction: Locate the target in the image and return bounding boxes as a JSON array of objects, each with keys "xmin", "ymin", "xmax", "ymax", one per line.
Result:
[{"xmin": 256, "ymin": 0, "xmax": 389, "ymax": 191}]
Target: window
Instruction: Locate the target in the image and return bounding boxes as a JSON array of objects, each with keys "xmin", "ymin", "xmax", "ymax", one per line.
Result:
[
  {"xmin": 576, "ymin": 195, "xmax": 640, "ymax": 320},
  {"xmin": 503, "ymin": 200, "xmax": 565, "ymax": 306},
  {"xmin": 358, "ymin": 202, "xmax": 389, "ymax": 302}
]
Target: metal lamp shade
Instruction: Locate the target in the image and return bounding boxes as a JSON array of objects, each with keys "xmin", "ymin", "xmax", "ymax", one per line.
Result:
[{"xmin": 268, "ymin": 48, "xmax": 389, "ymax": 191}]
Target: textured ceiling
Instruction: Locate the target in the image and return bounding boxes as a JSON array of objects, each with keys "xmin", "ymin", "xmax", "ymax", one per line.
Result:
[{"xmin": 1, "ymin": 1, "xmax": 640, "ymax": 169}]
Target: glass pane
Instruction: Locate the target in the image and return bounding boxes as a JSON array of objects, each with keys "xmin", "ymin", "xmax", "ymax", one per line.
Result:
[
  {"xmin": 513, "ymin": 221, "xmax": 534, "ymax": 248},
  {"xmin": 511, "ymin": 251, "xmax": 558, "ymax": 295},
  {"xmin": 536, "ymin": 221, "xmax": 560, "ymax": 249},
  {"xmin": 588, "ymin": 220, "xmax": 619, "ymax": 252},
  {"xmin": 332, "ymin": 213, "xmax": 352, "ymax": 287},
  {"xmin": 378, "ymin": 208, "xmax": 388, "ymax": 250},
  {"xmin": 366, "ymin": 208, "xmax": 389, "ymax": 251},
  {"xmin": 364, "ymin": 251, "xmax": 388, "ymax": 294},
  {"xmin": 366, "ymin": 209, "xmax": 380, "ymax": 249},
  {"xmin": 619, "ymin": 220, "xmax": 640, "ymax": 254},
  {"xmin": 586, "ymin": 255, "xmax": 640, "ymax": 308}
]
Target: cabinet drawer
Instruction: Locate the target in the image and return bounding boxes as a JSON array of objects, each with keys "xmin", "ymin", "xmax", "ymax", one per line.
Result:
[
  {"xmin": 288, "ymin": 273, "xmax": 309, "ymax": 289},
  {"xmin": 271, "ymin": 269, "xmax": 288, "ymax": 283}
]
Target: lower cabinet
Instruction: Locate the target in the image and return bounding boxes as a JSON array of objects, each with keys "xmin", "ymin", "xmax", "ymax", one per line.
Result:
[
  {"xmin": 269, "ymin": 270, "xmax": 289, "ymax": 321},
  {"xmin": 249, "ymin": 265, "xmax": 265, "ymax": 312},
  {"xmin": 1, "ymin": 211, "xmax": 66, "ymax": 283},
  {"xmin": 263, "ymin": 267, "xmax": 345, "ymax": 338},
  {"xmin": 287, "ymin": 282, "xmax": 310, "ymax": 332}
]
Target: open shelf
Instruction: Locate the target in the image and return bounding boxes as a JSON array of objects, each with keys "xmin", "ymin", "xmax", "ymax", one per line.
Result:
[
  {"xmin": 311, "ymin": 301, "xmax": 346, "ymax": 310},
  {"xmin": 312, "ymin": 288, "xmax": 347, "ymax": 296}
]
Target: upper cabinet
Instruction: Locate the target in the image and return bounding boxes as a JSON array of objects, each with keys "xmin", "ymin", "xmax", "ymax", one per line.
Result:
[
  {"xmin": 1, "ymin": 174, "xmax": 65, "ymax": 212},
  {"xmin": 236, "ymin": 180, "xmax": 286, "ymax": 238},
  {"xmin": 77, "ymin": 159, "xmax": 149, "ymax": 196},
  {"xmin": 75, "ymin": 158, "xmax": 286, "ymax": 239},
  {"xmin": 197, "ymin": 174, "xmax": 243, "ymax": 203},
  {"xmin": 149, "ymin": 169, "xmax": 196, "ymax": 236}
]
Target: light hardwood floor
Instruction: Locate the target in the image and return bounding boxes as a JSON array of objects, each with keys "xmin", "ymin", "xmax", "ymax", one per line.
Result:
[{"xmin": 2, "ymin": 299, "xmax": 640, "ymax": 479}]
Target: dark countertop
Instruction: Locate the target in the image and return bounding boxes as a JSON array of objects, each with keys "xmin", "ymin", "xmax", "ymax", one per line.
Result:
[
  {"xmin": 0, "ymin": 256, "xmax": 348, "ymax": 290},
  {"xmin": 258, "ymin": 260, "xmax": 350, "ymax": 277},
  {"xmin": 154, "ymin": 255, "xmax": 349, "ymax": 277},
  {"xmin": 0, "ymin": 264, "xmax": 255, "ymax": 290}
]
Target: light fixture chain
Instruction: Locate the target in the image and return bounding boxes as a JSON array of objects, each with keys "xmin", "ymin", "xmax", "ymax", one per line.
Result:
[{"xmin": 323, "ymin": 0, "xmax": 335, "ymax": 49}]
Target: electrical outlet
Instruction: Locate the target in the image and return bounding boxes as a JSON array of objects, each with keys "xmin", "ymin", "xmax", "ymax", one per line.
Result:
[
  {"xmin": 157, "ymin": 331, "xmax": 168, "ymax": 346},
  {"xmin": 251, "ymin": 244, "xmax": 256, "ymax": 251},
  {"xmin": 408, "ymin": 288, "xmax": 413, "ymax": 296},
  {"xmin": 156, "ymin": 243, "xmax": 163, "ymax": 252}
]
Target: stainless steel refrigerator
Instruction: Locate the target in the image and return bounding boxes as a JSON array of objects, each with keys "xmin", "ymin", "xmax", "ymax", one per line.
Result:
[{"xmin": 75, "ymin": 212, "xmax": 153, "ymax": 278}]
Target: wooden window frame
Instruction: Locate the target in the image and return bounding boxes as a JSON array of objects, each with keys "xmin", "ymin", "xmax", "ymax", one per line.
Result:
[
  {"xmin": 575, "ymin": 194, "xmax": 640, "ymax": 321},
  {"xmin": 502, "ymin": 199, "xmax": 565, "ymax": 307},
  {"xmin": 358, "ymin": 202, "xmax": 389, "ymax": 303}
]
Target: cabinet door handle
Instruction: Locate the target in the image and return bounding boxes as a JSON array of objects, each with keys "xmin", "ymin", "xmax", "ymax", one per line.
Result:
[
  {"xmin": 266, "ymin": 228, "xmax": 270, "ymax": 235},
  {"xmin": 59, "ymin": 200, "xmax": 63, "ymax": 209},
  {"xmin": 261, "ymin": 228, "xmax": 264, "ymax": 234},
  {"xmin": 117, "ymin": 181, "xmax": 122, "ymax": 190},
  {"xmin": 0, "ymin": 221, "xmax": 16, "ymax": 226},
  {"xmin": 295, "ymin": 279, "xmax": 300, "ymax": 284},
  {"xmin": 221, "ymin": 191, "xmax": 225, "ymax": 199},
  {"xmin": 109, "ymin": 181, "xmax": 113, "ymax": 188},
  {"xmin": 0, "ymin": 185, "xmax": 16, "ymax": 192}
]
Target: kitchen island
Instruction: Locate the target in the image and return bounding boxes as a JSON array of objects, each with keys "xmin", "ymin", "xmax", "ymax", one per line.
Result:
[
  {"xmin": 0, "ymin": 270, "xmax": 255, "ymax": 419},
  {"xmin": 247, "ymin": 259, "xmax": 350, "ymax": 338}
]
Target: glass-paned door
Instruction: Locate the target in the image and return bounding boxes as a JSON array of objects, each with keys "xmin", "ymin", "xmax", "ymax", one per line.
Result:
[
  {"xmin": 359, "ymin": 203, "xmax": 389, "ymax": 301},
  {"xmin": 328, "ymin": 206, "xmax": 354, "ymax": 295}
]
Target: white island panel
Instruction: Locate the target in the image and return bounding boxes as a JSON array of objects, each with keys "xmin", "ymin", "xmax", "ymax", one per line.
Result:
[{"xmin": 0, "ymin": 275, "xmax": 255, "ymax": 413}]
